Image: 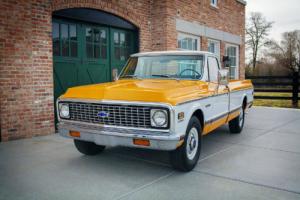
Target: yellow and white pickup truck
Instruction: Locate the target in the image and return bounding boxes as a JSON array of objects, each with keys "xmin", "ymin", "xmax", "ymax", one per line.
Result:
[{"xmin": 57, "ymin": 51, "xmax": 253, "ymax": 171}]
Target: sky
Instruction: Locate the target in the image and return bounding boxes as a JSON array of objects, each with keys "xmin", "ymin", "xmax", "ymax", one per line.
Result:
[{"xmin": 246, "ymin": 0, "xmax": 300, "ymax": 42}]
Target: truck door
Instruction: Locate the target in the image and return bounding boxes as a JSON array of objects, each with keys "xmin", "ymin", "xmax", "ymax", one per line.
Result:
[{"xmin": 207, "ymin": 56, "xmax": 230, "ymax": 125}]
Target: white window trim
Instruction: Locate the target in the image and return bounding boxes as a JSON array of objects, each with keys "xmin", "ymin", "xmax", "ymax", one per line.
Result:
[
  {"xmin": 210, "ymin": 0, "xmax": 218, "ymax": 7},
  {"xmin": 225, "ymin": 43, "xmax": 239, "ymax": 79},
  {"xmin": 208, "ymin": 39, "xmax": 221, "ymax": 61},
  {"xmin": 177, "ymin": 32, "xmax": 201, "ymax": 51}
]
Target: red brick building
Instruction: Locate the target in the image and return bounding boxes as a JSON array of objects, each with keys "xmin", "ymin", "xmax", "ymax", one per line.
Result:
[{"xmin": 0, "ymin": 0, "xmax": 246, "ymax": 141}]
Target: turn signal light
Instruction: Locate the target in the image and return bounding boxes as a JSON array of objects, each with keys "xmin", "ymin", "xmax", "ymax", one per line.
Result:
[
  {"xmin": 133, "ymin": 139, "xmax": 150, "ymax": 146},
  {"xmin": 69, "ymin": 130, "xmax": 80, "ymax": 138}
]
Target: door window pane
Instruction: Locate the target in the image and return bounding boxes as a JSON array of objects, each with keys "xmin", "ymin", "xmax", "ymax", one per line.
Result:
[
  {"xmin": 114, "ymin": 47, "xmax": 120, "ymax": 60},
  {"xmin": 101, "ymin": 46, "xmax": 107, "ymax": 59},
  {"xmin": 101, "ymin": 30, "xmax": 107, "ymax": 44},
  {"xmin": 94, "ymin": 29, "xmax": 100, "ymax": 42},
  {"xmin": 125, "ymin": 33, "xmax": 131, "ymax": 46},
  {"xmin": 208, "ymin": 57, "xmax": 219, "ymax": 82},
  {"xmin": 120, "ymin": 33, "xmax": 125, "ymax": 46},
  {"xmin": 70, "ymin": 25, "xmax": 77, "ymax": 41},
  {"xmin": 86, "ymin": 28, "xmax": 92, "ymax": 42},
  {"xmin": 61, "ymin": 24, "xmax": 69, "ymax": 56},
  {"xmin": 94, "ymin": 44, "xmax": 100, "ymax": 58},
  {"xmin": 70, "ymin": 41, "xmax": 77, "ymax": 57},
  {"xmin": 52, "ymin": 23, "xmax": 60, "ymax": 56},
  {"xmin": 114, "ymin": 32, "xmax": 119, "ymax": 45},
  {"xmin": 86, "ymin": 43, "xmax": 93, "ymax": 58}
]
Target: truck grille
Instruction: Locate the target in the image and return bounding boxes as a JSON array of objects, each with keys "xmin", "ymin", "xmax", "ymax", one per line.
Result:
[{"xmin": 67, "ymin": 102, "xmax": 152, "ymax": 128}]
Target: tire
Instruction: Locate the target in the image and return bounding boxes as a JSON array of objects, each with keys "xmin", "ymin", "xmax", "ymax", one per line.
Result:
[
  {"xmin": 170, "ymin": 116, "xmax": 202, "ymax": 172},
  {"xmin": 229, "ymin": 106, "xmax": 245, "ymax": 134},
  {"xmin": 74, "ymin": 139, "xmax": 105, "ymax": 155}
]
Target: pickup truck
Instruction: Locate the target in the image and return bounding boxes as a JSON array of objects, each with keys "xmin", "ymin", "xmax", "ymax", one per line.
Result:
[{"xmin": 57, "ymin": 51, "xmax": 254, "ymax": 171}]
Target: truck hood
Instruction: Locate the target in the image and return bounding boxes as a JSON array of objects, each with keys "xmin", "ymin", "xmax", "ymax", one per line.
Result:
[{"xmin": 61, "ymin": 79, "xmax": 211, "ymax": 106}]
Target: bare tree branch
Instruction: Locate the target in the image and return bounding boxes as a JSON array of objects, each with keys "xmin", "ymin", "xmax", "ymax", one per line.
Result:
[{"xmin": 246, "ymin": 12, "xmax": 273, "ymax": 69}]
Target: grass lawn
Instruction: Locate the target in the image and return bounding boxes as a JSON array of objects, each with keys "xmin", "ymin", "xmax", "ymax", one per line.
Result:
[{"xmin": 254, "ymin": 92, "xmax": 300, "ymax": 109}]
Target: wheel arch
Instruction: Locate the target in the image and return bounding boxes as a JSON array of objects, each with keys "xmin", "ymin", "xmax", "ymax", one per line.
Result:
[
  {"xmin": 191, "ymin": 109, "xmax": 204, "ymax": 129},
  {"xmin": 242, "ymin": 95, "xmax": 248, "ymax": 109}
]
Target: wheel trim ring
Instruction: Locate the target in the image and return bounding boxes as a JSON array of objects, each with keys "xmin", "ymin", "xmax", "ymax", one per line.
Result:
[{"xmin": 186, "ymin": 127, "xmax": 199, "ymax": 160}]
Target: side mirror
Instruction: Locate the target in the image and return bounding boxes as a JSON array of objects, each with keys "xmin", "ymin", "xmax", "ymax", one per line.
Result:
[
  {"xmin": 112, "ymin": 68, "xmax": 119, "ymax": 81},
  {"xmin": 222, "ymin": 56, "xmax": 230, "ymax": 68},
  {"xmin": 218, "ymin": 69, "xmax": 229, "ymax": 85}
]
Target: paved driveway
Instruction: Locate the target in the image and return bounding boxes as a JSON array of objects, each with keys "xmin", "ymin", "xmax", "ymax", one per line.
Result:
[{"xmin": 1, "ymin": 107, "xmax": 300, "ymax": 200}]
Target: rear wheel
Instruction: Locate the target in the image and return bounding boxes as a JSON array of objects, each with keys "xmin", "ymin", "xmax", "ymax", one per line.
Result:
[
  {"xmin": 229, "ymin": 106, "xmax": 245, "ymax": 134},
  {"xmin": 74, "ymin": 140, "xmax": 105, "ymax": 155},
  {"xmin": 170, "ymin": 116, "xmax": 202, "ymax": 172}
]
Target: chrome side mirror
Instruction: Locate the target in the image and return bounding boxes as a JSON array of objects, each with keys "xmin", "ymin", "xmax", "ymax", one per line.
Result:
[
  {"xmin": 112, "ymin": 68, "xmax": 119, "ymax": 81},
  {"xmin": 218, "ymin": 69, "xmax": 229, "ymax": 85}
]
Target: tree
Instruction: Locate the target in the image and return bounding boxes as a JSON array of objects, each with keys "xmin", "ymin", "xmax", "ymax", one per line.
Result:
[
  {"xmin": 246, "ymin": 12, "xmax": 273, "ymax": 69},
  {"xmin": 267, "ymin": 30, "xmax": 300, "ymax": 73}
]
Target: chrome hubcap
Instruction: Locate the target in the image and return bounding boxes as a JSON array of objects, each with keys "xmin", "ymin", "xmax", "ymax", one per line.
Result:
[
  {"xmin": 239, "ymin": 108, "xmax": 244, "ymax": 127},
  {"xmin": 186, "ymin": 127, "xmax": 199, "ymax": 160}
]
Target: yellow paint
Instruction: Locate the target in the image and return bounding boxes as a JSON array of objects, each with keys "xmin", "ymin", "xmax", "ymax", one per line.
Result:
[
  {"xmin": 226, "ymin": 110, "xmax": 241, "ymax": 123},
  {"xmin": 60, "ymin": 79, "xmax": 253, "ymax": 106},
  {"xmin": 203, "ymin": 110, "xmax": 241, "ymax": 135},
  {"xmin": 176, "ymin": 139, "xmax": 185, "ymax": 148},
  {"xmin": 203, "ymin": 116, "xmax": 227, "ymax": 135}
]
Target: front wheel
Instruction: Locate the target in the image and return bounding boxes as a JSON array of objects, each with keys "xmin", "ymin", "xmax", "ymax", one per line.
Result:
[
  {"xmin": 170, "ymin": 116, "xmax": 202, "ymax": 172},
  {"xmin": 74, "ymin": 140, "xmax": 106, "ymax": 155},
  {"xmin": 229, "ymin": 107, "xmax": 245, "ymax": 134}
]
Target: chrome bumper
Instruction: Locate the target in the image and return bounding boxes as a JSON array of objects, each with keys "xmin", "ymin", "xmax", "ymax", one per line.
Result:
[{"xmin": 58, "ymin": 122, "xmax": 181, "ymax": 151}]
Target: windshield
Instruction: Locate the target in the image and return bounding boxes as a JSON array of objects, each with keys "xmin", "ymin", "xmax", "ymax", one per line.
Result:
[{"xmin": 119, "ymin": 55, "xmax": 204, "ymax": 80}]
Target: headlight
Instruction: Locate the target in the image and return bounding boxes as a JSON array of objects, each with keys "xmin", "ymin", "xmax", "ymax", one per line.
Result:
[
  {"xmin": 59, "ymin": 103, "xmax": 70, "ymax": 119},
  {"xmin": 151, "ymin": 109, "xmax": 168, "ymax": 128}
]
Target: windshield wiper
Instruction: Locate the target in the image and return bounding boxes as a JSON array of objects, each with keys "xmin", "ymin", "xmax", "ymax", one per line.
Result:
[
  {"xmin": 120, "ymin": 75, "xmax": 140, "ymax": 79},
  {"xmin": 151, "ymin": 74, "xmax": 171, "ymax": 78}
]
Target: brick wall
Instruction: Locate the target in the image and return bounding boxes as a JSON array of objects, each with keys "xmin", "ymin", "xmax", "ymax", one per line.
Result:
[
  {"xmin": 0, "ymin": 0, "xmax": 245, "ymax": 141},
  {"xmin": 168, "ymin": 0, "xmax": 246, "ymax": 78},
  {"xmin": 0, "ymin": 0, "xmax": 54, "ymax": 141}
]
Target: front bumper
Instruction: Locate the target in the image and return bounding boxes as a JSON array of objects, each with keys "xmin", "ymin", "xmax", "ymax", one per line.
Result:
[{"xmin": 58, "ymin": 122, "xmax": 181, "ymax": 151}]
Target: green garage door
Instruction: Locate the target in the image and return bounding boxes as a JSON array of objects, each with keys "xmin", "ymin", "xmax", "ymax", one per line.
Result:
[{"xmin": 52, "ymin": 18, "xmax": 137, "ymax": 120}]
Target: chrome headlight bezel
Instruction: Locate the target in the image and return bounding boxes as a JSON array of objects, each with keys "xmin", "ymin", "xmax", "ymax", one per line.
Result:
[
  {"xmin": 150, "ymin": 109, "xmax": 169, "ymax": 128},
  {"xmin": 59, "ymin": 103, "xmax": 70, "ymax": 119}
]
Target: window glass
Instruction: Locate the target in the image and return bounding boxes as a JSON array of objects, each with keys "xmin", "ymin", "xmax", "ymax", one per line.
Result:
[
  {"xmin": 86, "ymin": 28, "xmax": 92, "ymax": 42},
  {"xmin": 94, "ymin": 44, "xmax": 100, "ymax": 58},
  {"xmin": 86, "ymin": 43, "xmax": 93, "ymax": 58},
  {"xmin": 94, "ymin": 29, "xmax": 100, "ymax": 43},
  {"xmin": 70, "ymin": 25, "xmax": 77, "ymax": 41},
  {"xmin": 226, "ymin": 46, "xmax": 238, "ymax": 79},
  {"xmin": 70, "ymin": 41, "xmax": 77, "ymax": 57},
  {"xmin": 208, "ymin": 40, "xmax": 220, "ymax": 61},
  {"xmin": 211, "ymin": 0, "xmax": 218, "ymax": 7},
  {"xmin": 120, "ymin": 33, "xmax": 125, "ymax": 46},
  {"xmin": 61, "ymin": 24, "xmax": 69, "ymax": 56},
  {"xmin": 113, "ymin": 30, "xmax": 132, "ymax": 61},
  {"xmin": 177, "ymin": 33, "xmax": 200, "ymax": 51},
  {"xmin": 208, "ymin": 57, "xmax": 219, "ymax": 82},
  {"xmin": 120, "ymin": 55, "xmax": 204, "ymax": 80},
  {"xmin": 52, "ymin": 23, "xmax": 60, "ymax": 56},
  {"xmin": 100, "ymin": 30, "xmax": 106, "ymax": 44},
  {"xmin": 114, "ymin": 32, "xmax": 119, "ymax": 45},
  {"xmin": 101, "ymin": 46, "xmax": 107, "ymax": 59}
]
